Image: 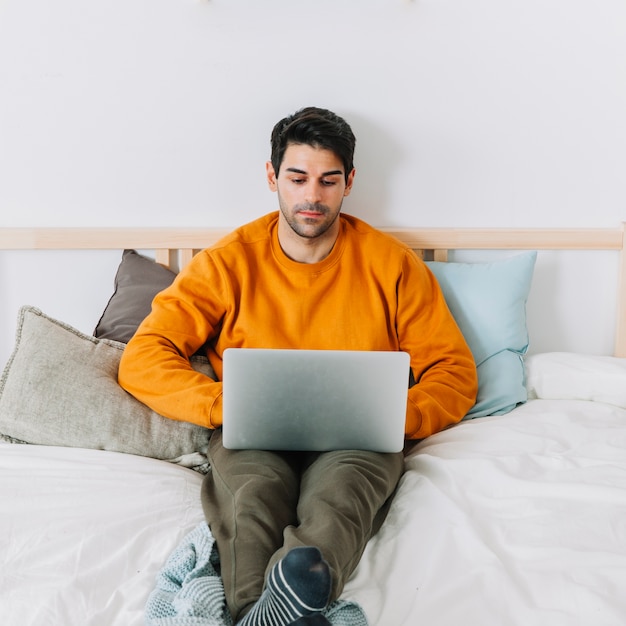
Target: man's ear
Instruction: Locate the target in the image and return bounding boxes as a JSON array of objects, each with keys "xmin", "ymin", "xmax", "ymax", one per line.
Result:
[
  {"xmin": 266, "ymin": 161, "xmax": 278, "ymax": 191},
  {"xmin": 344, "ymin": 168, "xmax": 356, "ymax": 197}
]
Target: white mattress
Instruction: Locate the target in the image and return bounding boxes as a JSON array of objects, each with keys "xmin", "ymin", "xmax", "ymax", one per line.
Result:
[{"xmin": 2, "ymin": 353, "xmax": 626, "ymax": 626}]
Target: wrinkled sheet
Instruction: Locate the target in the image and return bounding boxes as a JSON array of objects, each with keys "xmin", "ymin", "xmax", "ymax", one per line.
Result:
[
  {"xmin": 2, "ymin": 353, "xmax": 626, "ymax": 626},
  {"xmin": 343, "ymin": 398, "xmax": 626, "ymax": 625},
  {"xmin": 0, "ymin": 445, "xmax": 205, "ymax": 626}
]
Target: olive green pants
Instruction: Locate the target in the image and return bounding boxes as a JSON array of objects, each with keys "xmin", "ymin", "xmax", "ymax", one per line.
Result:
[{"xmin": 200, "ymin": 429, "xmax": 404, "ymax": 622}]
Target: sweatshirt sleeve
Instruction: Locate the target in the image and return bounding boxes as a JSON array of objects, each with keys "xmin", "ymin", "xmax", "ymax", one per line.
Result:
[
  {"xmin": 118, "ymin": 251, "xmax": 225, "ymax": 429},
  {"xmin": 397, "ymin": 251, "xmax": 478, "ymax": 439}
]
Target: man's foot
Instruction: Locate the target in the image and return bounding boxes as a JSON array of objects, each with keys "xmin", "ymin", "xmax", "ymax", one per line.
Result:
[
  {"xmin": 289, "ymin": 615, "xmax": 332, "ymax": 625},
  {"xmin": 237, "ymin": 546, "xmax": 331, "ymax": 625}
]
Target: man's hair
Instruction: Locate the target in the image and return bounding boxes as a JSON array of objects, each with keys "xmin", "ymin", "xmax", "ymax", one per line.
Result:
[{"xmin": 270, "ymin": 107, "xmax": 356, "ymax": 183}]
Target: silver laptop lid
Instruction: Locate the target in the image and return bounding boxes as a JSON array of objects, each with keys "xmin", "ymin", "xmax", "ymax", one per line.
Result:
[{"xmin": 222, "ymin": 348, "xmax": 410, "ymax": 453}]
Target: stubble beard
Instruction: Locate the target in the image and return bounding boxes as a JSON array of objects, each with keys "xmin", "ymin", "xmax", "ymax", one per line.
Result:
[{"xmin": 279, "ymin": 200, "xmax": 342, "ymax": 240}]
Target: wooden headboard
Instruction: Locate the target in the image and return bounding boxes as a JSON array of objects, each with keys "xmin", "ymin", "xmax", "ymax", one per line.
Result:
[{"xmin": 0, "ymin": 225, "xmax": 625, "ymax": 356}]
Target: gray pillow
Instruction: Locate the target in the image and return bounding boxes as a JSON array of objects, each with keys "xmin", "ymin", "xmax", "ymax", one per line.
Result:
[
  {"xmin": 0, "ymin": 306, "xmax": 213, "ymax": 470},
  {"xmin": 94, "ymin": 249, "xmax": 176, "ymax": 343}
]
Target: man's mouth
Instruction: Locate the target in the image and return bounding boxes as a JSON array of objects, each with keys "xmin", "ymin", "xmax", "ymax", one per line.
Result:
[{"xmin": 296, "ymin": 204, "xmax": 328, "ymax": 219}]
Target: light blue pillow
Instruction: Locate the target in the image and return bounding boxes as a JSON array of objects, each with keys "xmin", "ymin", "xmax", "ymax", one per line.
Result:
[{"xmin": 426, "ymin": 251, "xmax": 537, "ymax": 418}]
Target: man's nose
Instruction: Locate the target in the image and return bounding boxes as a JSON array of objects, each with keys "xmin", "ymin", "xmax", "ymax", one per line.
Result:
[{"xmin": 305, "ymin": 182, "xmax": 323, "ymax": 204}]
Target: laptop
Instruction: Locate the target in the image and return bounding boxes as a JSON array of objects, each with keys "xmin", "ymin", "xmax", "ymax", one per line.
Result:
[{"xmin": 222, "ymin": 348, "xmax": 410, "ymax": 453}]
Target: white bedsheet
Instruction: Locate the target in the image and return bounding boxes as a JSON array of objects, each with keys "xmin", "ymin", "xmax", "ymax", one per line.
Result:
[
  {"xmin": 344, "ymin": 398, "xmax": 626, "ymax": 626},
  {"xmin": 2, "ymin": 364, "xmax": 626, "ymax": 625},
  {"xmin": 0, "ymin": 445, "xmax": 205, "ymax": 626}
]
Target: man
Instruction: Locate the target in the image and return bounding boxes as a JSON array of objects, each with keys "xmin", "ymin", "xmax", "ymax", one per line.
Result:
[{"xmin": 119, "ymin": 107, "xmax": 477, "ymax": 626}]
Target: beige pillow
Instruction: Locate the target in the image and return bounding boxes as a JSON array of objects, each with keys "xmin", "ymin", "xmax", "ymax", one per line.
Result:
[{"xmin": 0, "ymin": 306, "xmax": 213, "ymax": 471}]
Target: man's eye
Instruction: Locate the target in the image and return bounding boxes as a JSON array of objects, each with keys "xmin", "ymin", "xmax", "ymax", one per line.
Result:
[
  {"xmin": 291, "ymin": 179, "xmax": 305, "ymax": 184},
  {"xmin": 322, "ymin": 180, "xmax": 337, "ymax": 186}
]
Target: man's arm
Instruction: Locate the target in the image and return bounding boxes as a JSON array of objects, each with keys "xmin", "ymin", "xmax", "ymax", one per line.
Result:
[
  {"xmin": 118, "ymin": 251, "xmax": 226, "ymax": 429},
  {"xmin": 397, "ymin": 251, "xmax": 478, "ymax": 439}
]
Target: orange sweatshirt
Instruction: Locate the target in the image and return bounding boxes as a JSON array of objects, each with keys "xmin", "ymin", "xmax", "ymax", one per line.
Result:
[{"xmin": 118, "ymin": 212, "xmax": 477, "ymax": 439}]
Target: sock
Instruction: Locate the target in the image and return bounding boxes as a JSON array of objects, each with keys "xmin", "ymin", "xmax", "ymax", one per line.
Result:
[
  {"xmin": 290, "ymin": 615, "xmax": 332, "ymax": 625},
  {"xmin": 238, "ymin": 546, "xmax": 331, "ymax": 626}
]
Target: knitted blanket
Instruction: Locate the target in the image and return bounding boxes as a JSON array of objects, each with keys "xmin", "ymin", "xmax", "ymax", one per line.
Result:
[{"xmin": 145, "ymin": 522, "xmax": 369, "ymax": 626}]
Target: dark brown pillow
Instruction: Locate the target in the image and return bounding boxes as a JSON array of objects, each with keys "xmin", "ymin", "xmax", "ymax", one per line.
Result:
[{"xmin": 94, "ymin": 250, "xmax": 176, "ymax": 342}]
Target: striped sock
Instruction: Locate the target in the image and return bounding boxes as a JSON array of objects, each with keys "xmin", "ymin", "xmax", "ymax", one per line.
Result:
[
  {"xmin": 238, "ymin": 546, "xmax": 331, "ymax": 626},
  {"xmin": 289, "ymin": 615, "xmax": 332, "ymax": 625}
]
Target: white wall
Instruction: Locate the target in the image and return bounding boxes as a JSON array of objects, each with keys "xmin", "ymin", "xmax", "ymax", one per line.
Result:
[{"xmin": 1, "ymin": 0, "xmax": 625, "ymax": 364}]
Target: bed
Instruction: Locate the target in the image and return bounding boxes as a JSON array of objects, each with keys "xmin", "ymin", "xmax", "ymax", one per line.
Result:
[{"xmin": 1, "ymin": 224, "xmax": 626, "ymax": 626}]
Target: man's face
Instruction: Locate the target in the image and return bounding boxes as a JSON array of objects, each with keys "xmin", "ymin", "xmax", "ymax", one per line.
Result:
[{"xmin": 267, "ymin": 143, "xmax": 355, "ymax": 241}]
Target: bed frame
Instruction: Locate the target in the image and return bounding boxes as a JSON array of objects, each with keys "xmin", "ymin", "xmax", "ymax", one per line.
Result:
[{"xmin": 1, "ymin": 225, "xmax": 625, "ymax": 356}]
